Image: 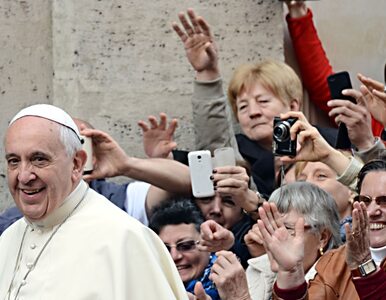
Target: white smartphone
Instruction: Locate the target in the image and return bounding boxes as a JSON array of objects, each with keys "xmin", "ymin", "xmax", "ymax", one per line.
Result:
[
  {"xmin": 81, "ymin": 135, "xmax": 93, "ymax": 175},
  {"xmin": 188, "ymin": 150, "xmax": 215, "ymax": 198}
]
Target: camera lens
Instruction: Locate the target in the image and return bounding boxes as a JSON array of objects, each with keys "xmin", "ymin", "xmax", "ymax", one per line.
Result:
[
  {"xmin": 197, "ymin": 155, "xmax": 201, "ymax": 159},
  {"xmin": 273, "ymin": 123, "xmax": 289, "ymax": 142}
]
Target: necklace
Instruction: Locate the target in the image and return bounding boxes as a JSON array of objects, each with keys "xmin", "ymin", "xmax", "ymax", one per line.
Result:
[{"xmin": 5, "ymin": 187, "xmax": 89, "ymax": 300}]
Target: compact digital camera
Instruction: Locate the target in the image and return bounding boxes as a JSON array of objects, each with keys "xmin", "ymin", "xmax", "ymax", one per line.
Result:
[{"xmin": 272, "ymin": 117, "xmax": 297, "ymax": 156}]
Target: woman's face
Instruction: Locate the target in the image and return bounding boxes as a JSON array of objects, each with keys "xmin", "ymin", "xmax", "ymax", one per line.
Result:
[
  {"xmin": 282, "ymin": 209, "xmax": 328, "ymax": 272},
  {"xmin": 236, "ymin": 81, "xmax": 290, "ymax": 149},
  {"xmin": 158, "ymin": 223, "xmax": 210, "ymax": 284},
  {"xmin": 361, "ymin": 171, "xmax": 386, "ymax": 248},
  {"xmin": 297, "ymin": 162, "xmax": 352, "ymax": 220}
]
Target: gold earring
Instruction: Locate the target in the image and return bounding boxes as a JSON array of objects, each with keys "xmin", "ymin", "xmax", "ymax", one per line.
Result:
[{"xmin": 319, "ymin": 247, "xmax": 324, "ymax": 256}]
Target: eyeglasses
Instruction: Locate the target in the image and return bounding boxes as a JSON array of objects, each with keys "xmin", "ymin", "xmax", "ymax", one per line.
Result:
[
  {"xmin": 165, "ymin": 240, "xmax": 199, "ymax": 253},
  {"xmin": 353, "ymin": 195, "xmax": 386, "ymax": 207},
  {"xmin": 284, "ymin": 224, "xmax": 313, "ymax": 236}
]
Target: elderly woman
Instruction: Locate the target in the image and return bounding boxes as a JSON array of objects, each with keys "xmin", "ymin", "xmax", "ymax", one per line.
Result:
[
  {"xmin": 258, "ymin": 156, "xmax": 386, "ymax": 299},
  {"xmin": 246, "ymin": 181, "xmax": 342, "ymax": 300}
]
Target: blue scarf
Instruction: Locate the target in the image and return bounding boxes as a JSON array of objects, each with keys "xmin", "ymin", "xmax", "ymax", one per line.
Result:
[{"xmin": 185, "ymin": 254, "xmax": 220, "ymax": 300}]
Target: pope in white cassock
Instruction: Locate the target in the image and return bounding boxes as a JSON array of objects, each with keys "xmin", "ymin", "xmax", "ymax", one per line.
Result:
[{"xmin": 0, "ymin": 104, "xmax": 188, "ymax": 300}]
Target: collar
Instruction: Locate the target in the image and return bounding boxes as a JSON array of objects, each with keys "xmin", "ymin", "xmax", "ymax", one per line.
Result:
[
  {"xmin": 25, "ymin": 180, "xmax": 88, "ymax": 230},
  {"xmin": 370, "ymin": 245, "xmax": 386, "ymax": 266}
]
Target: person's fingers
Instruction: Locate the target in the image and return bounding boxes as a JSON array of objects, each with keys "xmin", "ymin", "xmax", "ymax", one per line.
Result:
[
  {"xmin": 197, "ymin": 17, "xmax": 212, "ymax": 39},
  {"xmin": 258, "ymin": 203, "xmax": 277, "ymax": 234},
  {"xmin": 200, "ymin": 221, "xmax": 215, "ymax": 240},
  {"xmin": 193, "ymin": 281, "xmax": 211, "ymax": 300},
  {"xmin": 270, "ymin": 202, "xmax": 284, "ymax": 228},
  {"xmin": 166, "ymin": 119, "xmax": 178, "ymax": 136},
  {"xmin": 172, "ymin": 22, "xmax": 188, "ymax": 43},
  {"xmin": 187, "ymin": 8, "xmax": 202, "ymax": 34},
  {"xmin": 214, "ymin": 166, "xmax": 245, "ymax": 175},
  {"xmin": 137, "ymin": 120, "xmax": 149, "ymax": 132},
  {"xmin": 372, "ymin": 89, "xmax": 386, "ymax": 102},
  {"xmin": 294, "ymin": 217, "xmax": 305, "ymax": 239},
  {"xmin": 357, "ymin": 73, "xmax": 384, "ymax": 91},
  {"xmin": 158, "ymin": 113, "xmax": 167, "ymax": 130},
  {"xmin": 178, "ymin": 12, "xmax": 194, "ymax": 37}
]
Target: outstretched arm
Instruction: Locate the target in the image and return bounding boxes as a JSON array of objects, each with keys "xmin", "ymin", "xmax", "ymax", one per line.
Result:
[
  {"xmin": 285, "ymin": 1, "xmax": 333, "ymax": 115},
  {"xmin": 81, "ymin": 128, "xmax": 191, "ymax": 195},
  {"xmin": 173, "ymin": 9, "xmax": 243, "ymax": 161}
]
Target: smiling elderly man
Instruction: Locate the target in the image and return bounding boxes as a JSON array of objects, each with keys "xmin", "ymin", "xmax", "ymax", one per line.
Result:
[{"xmin": 0, "ymin": 104, "xmax": 187, "ymax": 300}]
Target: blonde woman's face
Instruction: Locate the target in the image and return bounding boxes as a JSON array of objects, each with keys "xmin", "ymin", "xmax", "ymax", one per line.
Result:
[{"xmin": 236, "ymin": 82, "xmax": 289, "ymax": 149}]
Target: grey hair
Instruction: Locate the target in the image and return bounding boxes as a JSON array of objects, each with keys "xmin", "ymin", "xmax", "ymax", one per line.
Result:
[
  {"xmin": 59, "ymin": 124, "xmax": 82, "ymax": 157},
  {"xmin": 269, "ymin": 181, "xmax": 342, "ymax": 251}
]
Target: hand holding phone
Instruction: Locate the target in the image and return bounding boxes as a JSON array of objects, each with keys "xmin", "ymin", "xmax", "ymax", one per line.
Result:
[
  {"xmin": 327, "ymin": 71, "xmax": 355, "ymax": 149},
  {"xmin": 188, "ymin": 150, "xmax": 215, "ymax": 198}
]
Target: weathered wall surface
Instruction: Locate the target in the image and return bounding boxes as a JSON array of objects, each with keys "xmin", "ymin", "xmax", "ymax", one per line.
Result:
[
  {"xmin": 0, "ymin": 1, "xmax": 53, "ymax": 210},
  {"xmin": 0, "ymin": 0, "xmax": 283, "ymax": 210}
]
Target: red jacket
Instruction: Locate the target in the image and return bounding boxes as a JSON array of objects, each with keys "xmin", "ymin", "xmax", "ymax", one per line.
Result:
[{"xmin": 286, "ymin": 9, "xmax": 384, "ymax": 137}]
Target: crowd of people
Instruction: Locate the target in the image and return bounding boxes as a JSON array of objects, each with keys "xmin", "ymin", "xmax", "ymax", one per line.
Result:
[{"xmin": 1, "ymin": 1, "xmax": 386, "ymax": 299}]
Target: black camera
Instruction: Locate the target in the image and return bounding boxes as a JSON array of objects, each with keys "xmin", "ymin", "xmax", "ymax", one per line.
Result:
[{"xmin": 272, "ymin": 117, "xmax": 297, "ymax": 156}]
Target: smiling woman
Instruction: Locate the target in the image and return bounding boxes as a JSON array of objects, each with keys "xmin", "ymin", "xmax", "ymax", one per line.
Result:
[{"xmin": 149, "ymin": 198, "xmax": 220, "ymax": 300}]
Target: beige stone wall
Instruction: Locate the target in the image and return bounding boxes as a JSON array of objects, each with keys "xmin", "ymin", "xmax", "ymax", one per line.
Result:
[
  {"xmin": 0, "ymin": 1, "xmax": 53, "ymax": 210},
  {"xmin": 0, "ymin": 0, "xmax": 283, "ymax": 210}
]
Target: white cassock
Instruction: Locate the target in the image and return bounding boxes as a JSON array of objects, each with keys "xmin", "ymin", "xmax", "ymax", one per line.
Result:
[{"xmin": 0, "ymin": 180, "xmax": 188, "ymax": 300}]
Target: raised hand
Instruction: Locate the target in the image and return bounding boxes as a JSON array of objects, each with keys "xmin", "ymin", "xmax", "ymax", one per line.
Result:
[
  {"xmin": 199, "ymin": 220, "xmax": 235, "ymax": 252},
  {"xmin": 284, "ymin": 0, "xmax": 307, "ymax": 18},
  {"xmin": 327, "ymin": 88, "xmax": 375, "ymax": 150},
  {"xmin": 244, "ymin": 223, "xmax": 266, "ymax": 258},
  {"xmin": 172, "ymin": 8, "xmax": 219, "ymax": 80},
  {"xmin": 80, "ymin": 128, "xmax": 129, "ymax": 181},
  {"xmin": 138, "ymin": 112, "xmax": 177, "ymax": 159},
  {"xmin": 257, "ymin": 202, "xmax": 305, "ymax": 274},
  {"xmin": 358, "ymin": 73, "xmax": 386, "ymax": 128},
  {"xmin": 345, "ymin": 201, "xmax": 372, "ymax": 269},
  {"xmin": 209, "ymin": 251, "xmax": 251, "ymax": 300}
]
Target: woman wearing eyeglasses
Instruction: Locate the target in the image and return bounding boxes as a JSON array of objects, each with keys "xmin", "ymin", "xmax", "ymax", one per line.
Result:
[
  {"xmin": 149, "ymin": 198, "xmax": 220, "ymax": 300},
  {"xmin": 258, "ymin": 157, "xmax": 386, "ymax": 299}
]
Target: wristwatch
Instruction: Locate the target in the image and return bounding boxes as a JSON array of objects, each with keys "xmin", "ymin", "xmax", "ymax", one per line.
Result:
[
  {"xmin": 243, "ymin": 191, "xmax": 265, "ymax": 214},
  {"xmin": 351, "ymin": 258, "xmax": 377, "ymax": 277}
]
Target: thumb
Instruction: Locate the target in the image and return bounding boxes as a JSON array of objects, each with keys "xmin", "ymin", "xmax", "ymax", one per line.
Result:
[{"xmin": 194, "ymin": 282, "xmax": 212, "ymax": 300}]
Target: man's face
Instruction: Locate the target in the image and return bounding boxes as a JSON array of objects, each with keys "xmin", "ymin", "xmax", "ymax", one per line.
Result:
[
  {"xmin": 361, "ymin": 171, "xmax": 386, "ymax": 248},
  {"xmin": 5, "ymin": 117, "xmax": 78, "ymax": 221},
  {"xmin": 236, "ymin": 81, "xmax": 290, "ymax": 149},
  {"xmin": 159, "ymin": 223, "xmax": 209, "ymax": 284},
  {"xmin": 195, "ymin": 193, "xmax": 244, "ymax": 230}
]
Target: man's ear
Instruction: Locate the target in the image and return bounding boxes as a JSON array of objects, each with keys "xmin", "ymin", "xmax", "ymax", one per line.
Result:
[
  {"xmin": 290, "ymin": 98, "xmax": 300, "ymax": 111},
  {"xmin": 72, "ymin": 149, "xmax": 87, "ymax": 181}
]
